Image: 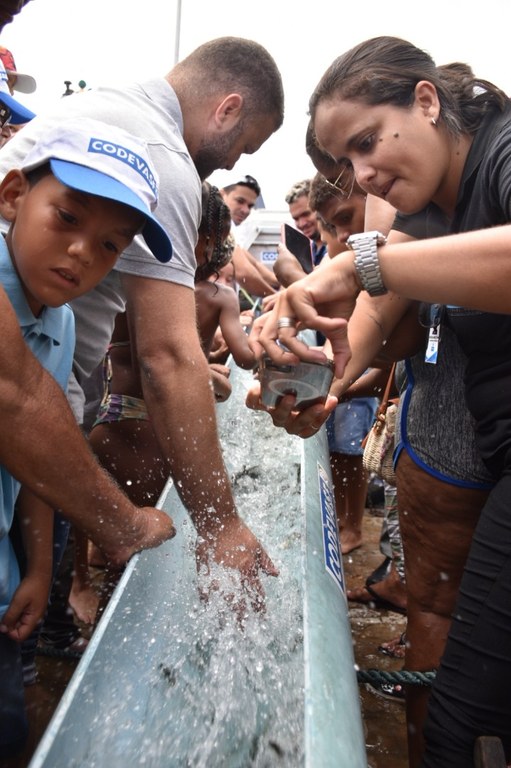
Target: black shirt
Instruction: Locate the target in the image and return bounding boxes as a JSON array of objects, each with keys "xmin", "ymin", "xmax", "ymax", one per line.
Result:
[{"xmin": 396, "ymin": 102, "xmax": 511, "ymax": 477}]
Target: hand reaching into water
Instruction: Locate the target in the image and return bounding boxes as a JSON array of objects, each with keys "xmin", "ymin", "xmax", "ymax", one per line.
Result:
[
  {"xmin": 94, "ymin": 506, "xmax": 176, "ymax": 568},
  {"xmin": 195, "ymin": 515, "xmax": 279, "ymax": 621}
]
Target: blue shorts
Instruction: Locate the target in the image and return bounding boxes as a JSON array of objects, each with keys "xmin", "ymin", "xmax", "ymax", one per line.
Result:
[{"xmin": 326, "ymin": 397, "xmax": 378, "ymax": 456}]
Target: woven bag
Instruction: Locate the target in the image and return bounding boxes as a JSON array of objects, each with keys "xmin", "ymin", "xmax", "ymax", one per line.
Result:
[{"xmin": 362, "ymin": 365, "xmax": 398, "ymax": 486}]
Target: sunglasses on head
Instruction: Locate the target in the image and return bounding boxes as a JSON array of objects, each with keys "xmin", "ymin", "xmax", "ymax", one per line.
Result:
[{"xmin": 322, "ymin": 160, "xmax": 356, "ymax": 199}]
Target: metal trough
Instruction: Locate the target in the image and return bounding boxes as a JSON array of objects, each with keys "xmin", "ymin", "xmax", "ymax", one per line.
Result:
[{"xmin": 29, "ymin": 365, "xmax": 366, "ymax": 768}]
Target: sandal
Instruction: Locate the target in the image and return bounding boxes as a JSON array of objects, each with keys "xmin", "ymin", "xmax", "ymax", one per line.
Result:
[
  {"xmin": 378, "ymin": 632, "xmax": 407, "ymax": 659},
  {"xmin": 347, "ymin": 582, "xmax": 407, "ymax": 615},
  {"xmin": 365, "ymin": 681, "xmax": 405, "ymax": 703},
  {"xmin": 366, "ymin": 556, "xmax": 392, "ymax": 586}
]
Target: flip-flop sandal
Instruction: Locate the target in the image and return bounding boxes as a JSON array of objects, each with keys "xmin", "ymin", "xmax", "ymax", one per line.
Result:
[
  {"xmin": 378, "ymin": 632, "xmax": 407, "ymax": 658},
  {"xmin": 365, "ymin": 681, "xmax": 405, "ymax": 703},
  {"xmin": 347, "ymin": 582, "xmax": 407, "ymax": 615},
  {"xmin": 366, "ymin": 556, "xmax": 392, "ymax": 586}
]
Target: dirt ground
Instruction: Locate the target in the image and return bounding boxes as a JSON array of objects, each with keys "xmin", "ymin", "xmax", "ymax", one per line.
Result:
[{"xmin": 347, "ymin": 507, "xmax": 408, "ymax": 768}]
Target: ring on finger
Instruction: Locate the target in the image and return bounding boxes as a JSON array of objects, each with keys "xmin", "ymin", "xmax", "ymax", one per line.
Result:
[{"xmin": 277, "ymin": 316, "xmax": 297, "ymax": 329}]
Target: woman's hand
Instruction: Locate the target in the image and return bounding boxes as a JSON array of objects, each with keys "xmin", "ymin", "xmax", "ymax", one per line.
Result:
[
  {"xmin": 245, "ymin": 380, "xmax": 337, "ymax": 439},
  {"xmin": 251, "ymin": 253, "xmax": 361, "ymax": 378}
]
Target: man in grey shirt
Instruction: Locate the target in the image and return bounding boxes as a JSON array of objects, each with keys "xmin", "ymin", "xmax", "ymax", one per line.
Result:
[{"xmin": 0, "ymin": 36, "xmax": 285, "ymax": 604}]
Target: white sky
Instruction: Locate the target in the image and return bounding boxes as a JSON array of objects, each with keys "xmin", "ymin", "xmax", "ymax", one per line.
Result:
[{"xmin": 1, "ymin": 0, "xmax": 510, "ymax": 210}]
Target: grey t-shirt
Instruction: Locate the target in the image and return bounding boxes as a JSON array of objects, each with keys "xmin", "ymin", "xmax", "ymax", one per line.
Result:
[{"xmin": 0, "ymin": 78, "xmax": 202, "ymax": 419}]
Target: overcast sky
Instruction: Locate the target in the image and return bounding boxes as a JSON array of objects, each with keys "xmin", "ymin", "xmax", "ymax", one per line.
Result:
[{"xmin": 1, "ymin": 0, "xmax": 510, "ymax": 209}]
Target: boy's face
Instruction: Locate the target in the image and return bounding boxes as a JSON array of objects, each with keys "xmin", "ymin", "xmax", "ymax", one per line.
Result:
[{"xmin": 1, "ymin": 171, "xmax": 144, "ymax": 316}]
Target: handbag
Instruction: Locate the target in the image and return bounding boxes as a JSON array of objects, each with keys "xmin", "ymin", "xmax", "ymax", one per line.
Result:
[{"xmin": 362, "ymin": 364, "xmax": 398, "ymax": 486}]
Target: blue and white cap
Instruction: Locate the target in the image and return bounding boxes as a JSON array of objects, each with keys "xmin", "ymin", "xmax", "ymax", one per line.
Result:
[
  {"xmin": 0, "ymin": 58, "xmax": 35, "ymax": 124},
  {"xmin": 21, "ymin": 117, "xmax": 172, "ymax": 263}
]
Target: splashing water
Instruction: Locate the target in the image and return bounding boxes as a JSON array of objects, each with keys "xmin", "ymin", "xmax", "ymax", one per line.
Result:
[{"xmin": 31, "ymin": 366, "xmax": 363, "ymax": 768}]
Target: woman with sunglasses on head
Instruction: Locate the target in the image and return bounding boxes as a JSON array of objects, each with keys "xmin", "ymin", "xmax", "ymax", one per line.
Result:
[{"xmin": 253, "ymin": 36, "xmax": 511, "ymax": 768}]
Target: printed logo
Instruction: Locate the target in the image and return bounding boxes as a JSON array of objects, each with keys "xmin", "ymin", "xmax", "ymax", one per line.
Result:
[
  {"xmin": 88, "ymin": 138, "xmax": 157, "ymax": 195},
  {"xmin": 318, "ymin": 462, "xmax": 345, "ymax": 593}
]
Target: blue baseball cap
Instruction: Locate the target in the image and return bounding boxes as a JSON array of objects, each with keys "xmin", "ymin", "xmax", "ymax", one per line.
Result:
[{"xmin": 21, "ymin": 117, "xmax": 172, "ymax": 263}]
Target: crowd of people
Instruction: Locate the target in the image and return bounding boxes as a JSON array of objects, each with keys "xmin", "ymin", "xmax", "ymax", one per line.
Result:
[{"xmin": 1, "ymin": 10, "xmax": 511, "ymax": 768}]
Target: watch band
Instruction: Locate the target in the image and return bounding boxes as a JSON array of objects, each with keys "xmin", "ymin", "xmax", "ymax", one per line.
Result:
[{"xmin": 347, "ymin": 231, "xmax": 388, "ymax": 296}]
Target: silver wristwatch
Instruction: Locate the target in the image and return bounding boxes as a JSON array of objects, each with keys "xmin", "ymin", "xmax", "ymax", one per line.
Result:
[{"xmin": 347, "ymin": 230, "xmax": 388, "ymax": 296}]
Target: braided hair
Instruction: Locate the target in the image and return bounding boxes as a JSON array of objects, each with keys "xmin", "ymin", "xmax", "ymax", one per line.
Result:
[{"xmin": 195, "ymin": 182, "xmax": 233, "ymax": 283}]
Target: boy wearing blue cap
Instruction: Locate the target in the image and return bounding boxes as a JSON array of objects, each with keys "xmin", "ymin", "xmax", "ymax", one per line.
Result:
[{"xmin": 0, "ymin": 116, "xmax": 172, "ymax": 758}]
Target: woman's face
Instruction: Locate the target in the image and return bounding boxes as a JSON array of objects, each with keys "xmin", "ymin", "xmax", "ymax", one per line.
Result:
[{"xmin": 313, "ymin": 89, "xmax": 454, "ymax": 215}]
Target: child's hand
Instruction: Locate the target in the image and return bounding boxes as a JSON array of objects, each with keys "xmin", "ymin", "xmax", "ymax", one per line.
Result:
[
  {"xmin": 209, "ymin": 363, "xmax": 232, "ymax": 402},
  {"xmin": 0, "ymin": 575, "xmax": 49, "ymax": 642}
]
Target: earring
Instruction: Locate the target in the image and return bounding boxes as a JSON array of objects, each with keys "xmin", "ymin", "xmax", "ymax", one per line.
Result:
[{"xmin": 431, "ymin": 117, "xmax": 437, "ymax": 126}]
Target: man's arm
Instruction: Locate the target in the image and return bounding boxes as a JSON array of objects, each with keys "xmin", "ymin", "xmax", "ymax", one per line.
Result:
[
  {"xmin": 0, "ymin": 285, "xmax": 175, "ymax": 564},
  {"xmin": 245, "ymin": 248, "xmax": 280, "ymax": 288},
  {"xmin": 123, "ymin": 274, "xmax": 278, "ymax": 604},
  {"xmin": 273, "ymin": 243, "xmax": 308, "ymax": 288},
  {"xmin": 231, "ymin": 245, "xmax": 277, "ymax": 297}
]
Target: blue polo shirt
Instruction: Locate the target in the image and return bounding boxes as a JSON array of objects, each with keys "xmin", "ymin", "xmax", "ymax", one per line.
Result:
[
  {"xmin": 312, "ymin": 239, "xmax": 327, "ymax": 267},
  {"xmin": 0, "ymin": 235, "xmax": 75, "ymax": 618}
]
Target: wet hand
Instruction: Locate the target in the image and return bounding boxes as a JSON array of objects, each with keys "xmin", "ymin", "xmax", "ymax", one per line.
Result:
[
  {"xmin": 246, "ymin": 381, "xmax": 337, "ymax": 438},
  {"xmin": 99, "ymin": 507, "xmax": 176, "ymax": 567},
  {"xmin": 0, "ymin": 580, "xmax": 47, "ymax": 642},
  {"xmin": 195, "ymin": 516, "xmax": 279, "ymax": 620},
  {"xmin": 209, "ymin": 363, "xmax": 233, "ymax": 402}
]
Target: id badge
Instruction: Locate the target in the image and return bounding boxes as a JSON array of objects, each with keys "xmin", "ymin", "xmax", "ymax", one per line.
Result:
[{"xmin": 425, "ymin": 323, "xmax": 440, "ymax": 365}]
